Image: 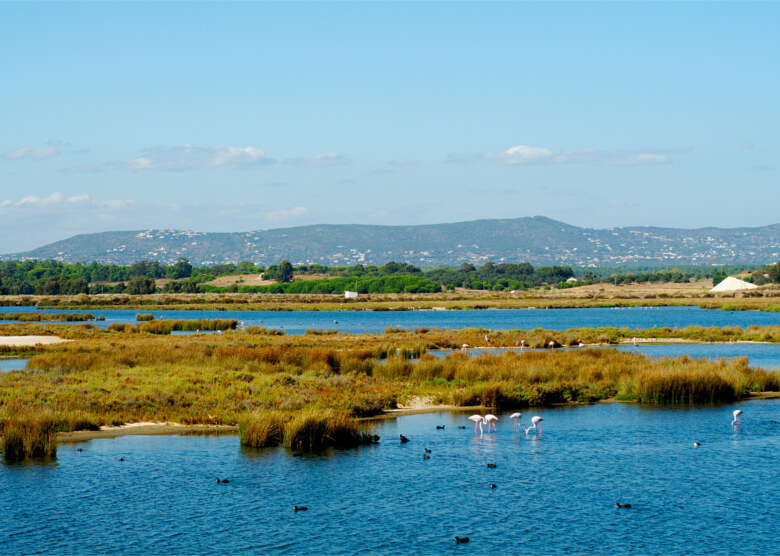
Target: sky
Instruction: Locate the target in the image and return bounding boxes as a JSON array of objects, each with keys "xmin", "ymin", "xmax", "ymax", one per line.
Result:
[{"xmin": 1, "ymin": 1, "xmax": 778, "ymax": 254}]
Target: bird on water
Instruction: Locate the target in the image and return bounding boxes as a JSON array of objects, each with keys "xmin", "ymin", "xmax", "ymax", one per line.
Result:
[
  {"xmin": 732, "ymin": 409, "xmax": 743, "ymax": 427},
  {"xmin": 525, "ymin": 416, "xmax": 544, "ymax": 436},
  {"xmin": 455, "ymin": 536, "xmax": 470, "ymax": 544},
  {"xmin": 400, "ymin": 434, "xmax": 410, "ymax": 443},
  {"xmin": 510, "ymin": 412, "xmax": 521, "ymax": 432}
]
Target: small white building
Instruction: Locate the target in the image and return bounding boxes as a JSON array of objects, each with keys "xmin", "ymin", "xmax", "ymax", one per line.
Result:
[
  {"xmin": 710, "ymin": 276, "xmax": 758, "ymax": 293},
  {"xmin": 344, "ymin": 290, "xmax": 359, "ymax": 299}
]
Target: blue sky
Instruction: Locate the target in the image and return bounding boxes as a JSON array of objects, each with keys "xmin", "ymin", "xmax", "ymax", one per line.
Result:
[{"xmin": 1, "ymin": 1, "xmax": 778, "ymax": 253}]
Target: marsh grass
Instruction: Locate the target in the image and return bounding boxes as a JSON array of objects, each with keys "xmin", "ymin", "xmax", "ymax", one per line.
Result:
[
  {"xmin": 136, "ymin": 313, "xmax": 155, "ymax": 321},
  {"xmin": 240, "ymin": 409, "xmax": 376, "ymax": 451},
  {"xmin": 0, "ymin": 312, "xmax": 99, "ymax": 322},
  {"xmin": 1, "ymin": 408, "xmax": 57, "ymax": 460}
]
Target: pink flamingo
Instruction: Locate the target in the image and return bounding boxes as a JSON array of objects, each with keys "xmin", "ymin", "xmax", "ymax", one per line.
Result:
[
  {"xmin": 732, "ymin": 409, "xmax": 743, "ymax": 427},
  {"xmin": 510, "ymin": 412, "xmax": 521, "ymax": 432},
  {"xmin": 469, "ymin": 415, "xmax": 485, "ymax": 435},
  {"xmin": 525, "ymin": 416, "xmax": 543, "ymax": 436},
  {"xmin": 485, "ymin": 414, "xmax": 499, "ymax": 433}
]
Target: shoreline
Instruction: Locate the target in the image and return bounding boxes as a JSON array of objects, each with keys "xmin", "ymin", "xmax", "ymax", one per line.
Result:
[{"xmin": 55, "ymin": 392, "xmax": 780, "ymax": 442}]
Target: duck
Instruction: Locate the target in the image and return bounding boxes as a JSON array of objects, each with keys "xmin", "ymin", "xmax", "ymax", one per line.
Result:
[
  {"xmin": 486, "ymin": 463, "xmax": 497, "ymax": 469},
  {"xmin": 400, "ymin": 434, "xmax": 410, "ymax": 443},
  {"xmin": 216, "ymin": 478, "xmax": 230, "ymax": 484},
  {"xmin": 490, "ymin": 484, "xmax": 497, "ymax": 489},
  {"xmin": 293, "ymin": 506, "xmax": 308, "ymax": 512},
  {"xmin": 693, "ymin": 442, "xmax": 701, "ymax": 447},
  {"xmin": 615, "ymin": 502, "xmax": 632, "ymax": 509},
  {"xmin": 424, "ymin": 448, "xmax": 431, "ymax": 453},
  {"xmin": 422, "ymin": 454, "xmax": 430, "ymax": 460},
  {"xmin": 119, "ymin": 457, "xmax": 124, "ymax": 462},
  {"xmin": 436, "ymin": 425, "xmax": 445, "ymax": 430},
  {"xmin": 455, "ymin": 536, "xmax": 470, "ymax": 544}
]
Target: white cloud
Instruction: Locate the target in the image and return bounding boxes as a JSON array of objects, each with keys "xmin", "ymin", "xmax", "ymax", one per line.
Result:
[
  {"xmin": 265, "ymin": 206, "xmax": 310, "ymax": 221},
  {"xmin": 486, "ymin": 145, "xmax": 681, "ymax": 166},
  {"xmin": 2, "ymin": 141, "xmax": 62, "ymax": 160},
  {"xmin": 287, "ymin": 153, "xmax": 351, "ymax": 167},
  {"xmin": 0, "ymin": 192, "xmax": 133, "ymax": 213},
  {"xmin": 121, "ymin": 145, "xmax": 275, "ymax": 171}
]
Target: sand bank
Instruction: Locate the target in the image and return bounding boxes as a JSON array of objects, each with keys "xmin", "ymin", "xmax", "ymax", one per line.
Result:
[{"xmin": 0, "ymin": 335, "xmax": 71, "ymax": 346}]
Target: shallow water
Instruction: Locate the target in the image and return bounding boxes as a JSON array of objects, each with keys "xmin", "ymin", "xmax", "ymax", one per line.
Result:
[
  {"xmin": 0, "ymin": 358, "xmax": 28, "ymax": 373},
  {"xmin": 2, "ymin": 403, "xmax": 779, "ymax": 555},
  {"xmin": 2, "ymin": 305, "xmax": 780, "ymax": 334},
  {"xmin": 433, "ymin": 343, "xmax": 780, "ymax": 370}
]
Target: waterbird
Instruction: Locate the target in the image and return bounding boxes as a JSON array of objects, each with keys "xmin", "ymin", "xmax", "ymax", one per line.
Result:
[
  {"xmin": 490, "ymin": 484, "xmax": 497, "ymax": 489},
  {"xmin": 486, "ymin": 463, "xmax": 497, "ymax": 469},
  {"xmin": 76, "ymin": 448, "xmax": 83, "ymax": 452},
  {"xmin": 423, "ymin": 454, "xmax": 430, "ymax": 460},
  {"xmin": 457, "ymin": 425, "xmax": 466, "ymax": 429},
  {"xmin": 484, "ymin": 414, "xmax": 498, "ymax": 433},
  {"xmin": 615, "ymin": 503, "xmax": 632, "ymax": 509},
  {"xmin": 510, "ymin": 412, "xmax": 521, "ymax": 432},
  {"xmin": 469, "ymin": 415, "xmax": 485, "ymax": 435},
  {"xmin": 119, "ymin": 457, "xmax": 124, "ymax": 461},
  {"xmin": 436, "ymin": 425, "xmax": 445, "ymax": 430},
  {"xmin": 424, "ymin": 448, "xmax": 431, "ymax": 453},
  {"xmin": 461, "ymin": 343, "xmax": 470, "ymax": 351},
  {"xmin": 293, "ymin": 506, "xmax": 308, "ymax": 512},
  {"xmin": 694, "ymin": 442, "xmax": 701, "ymax": 447},
  {"xmin": 216, "ymin": 478, "xmax": 230, "ymax": 484},
  {"xmin": 400, "ymin": 434, "xmax": 410, "ymax": 443},
  {"xmin": 455, "ymin": 537, "xmax": 470, "ymax": 544},
  {"xmin": 732, "ymin": 409, "xmax": 743, "ymax": 427},
  {"xmin": 525, "ymin": 416, "xmax": 543, "ymax": 436}
]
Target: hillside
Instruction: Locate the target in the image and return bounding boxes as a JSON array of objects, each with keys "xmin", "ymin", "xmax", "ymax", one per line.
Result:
[{"xmin": 3, "ymin": 217, "xmax": 779, "ymax": 267}]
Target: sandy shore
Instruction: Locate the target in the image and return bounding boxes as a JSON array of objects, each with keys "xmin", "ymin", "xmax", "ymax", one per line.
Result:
[
  {"xmin": 0, "ymin": 335, "xmax": 72, "ymax": 346},
  {"xmin": 59, "ymin": 423, "xmax": 237, "ymax": 442}
]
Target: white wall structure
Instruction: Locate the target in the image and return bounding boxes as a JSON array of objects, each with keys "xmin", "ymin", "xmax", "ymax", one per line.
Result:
[{"xmin": 344, "ymin": 290, "xmax": 359, "ymax": 299}]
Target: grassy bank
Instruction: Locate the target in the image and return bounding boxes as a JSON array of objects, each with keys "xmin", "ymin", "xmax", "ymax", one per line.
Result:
[
  {"xmin": 0, "ymin": 327, "xmax": 777, "ymax": 434},
  {"xmin": 1, "ymin": 312, "xmax": 101, "ymax": 322}
]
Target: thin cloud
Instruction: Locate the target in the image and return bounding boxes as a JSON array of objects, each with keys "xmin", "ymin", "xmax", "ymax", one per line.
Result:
[
  {"xmin": 485, "ymin": 145, "xmax": 684, "ymax": 166},
  {"xmin": 59, "ymin": 164, "xmax": 106, "ymax": 176},
  {"xmin": 2, "ymin": 140, "xmax": 62, "ymax": 160},
  {"xmin": 287, "ymin": 153, "xmax": 351, "ymax": 167},
  {"xmin": 119, "ymin": 145, "xmax": 275, "ymax": 171},
  {"xmin": 265, "ymin": 206, "xmax": 310, "ymax": 221},
  {"xmin": 0, "ymin": 192, "xmax": 134, "ymax": 212}
]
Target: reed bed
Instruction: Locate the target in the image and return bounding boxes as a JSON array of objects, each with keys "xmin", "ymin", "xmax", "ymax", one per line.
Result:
[
  {"xmin": 1, "ymin": 327, "xmax": 778, "ymax": 428},
  {"xmin": 239, "ymin": 408, "xmax": 376, "ymax": 451},
  {"xmin": 1, "ymin": 312, "xmax": 100, "ymax": 322},
  {"xmin": 1, "ymin": 407, "xmax": 58, "ymax": 460},
  {"xmin": 108, "ymin": 319, "xmax": 238, "ymax": 334}
]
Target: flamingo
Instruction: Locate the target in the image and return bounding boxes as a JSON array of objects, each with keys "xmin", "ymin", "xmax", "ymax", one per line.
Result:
[
  {"xmin": 732, "ymin": 409, "xmax": 743, "ymax": 427},
  {"xmin": 510, "ymin": 412, "xmax": 522, "ymax": 431},
  {"xmin": 469, "ymin": 415, "xmax": 485, "ymax": 435},
  {"xmin": 525, "ymin": 416, "xmax": 543, "ymax": 436},
  {"xmin": 484, "ymin": 414, "xmax": 499, "ymax": 433}
]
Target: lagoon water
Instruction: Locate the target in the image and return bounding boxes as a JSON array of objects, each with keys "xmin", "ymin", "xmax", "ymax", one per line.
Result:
[
  {"xmin": 2, "ymin": 305, "xmax": 780, "ymax": 334},
  {"xmin": 0, "ymin": 358, "xmax": 28, "ymax": 373},
  {"xmin": 2, "ymin": 403, "xmax": 779, "ymax": 555}
]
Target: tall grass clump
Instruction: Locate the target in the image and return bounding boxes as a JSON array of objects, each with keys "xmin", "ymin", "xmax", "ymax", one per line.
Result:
[
  {"xmin": 135, "ymin": 313, "xmax": 155, "ymax": 322},
  {"xmin": 240, "ymin": 409, "xmax": 376, "ymax": 451},
  {"xmin": 1, "ymin": 408, "xmax": 58, "ymax": 461},
  {"xmin": 631, "ymin": 369, "xmax": 737, "ymax": 404},
  {"xmin": 139, "ymin": 319, "xmax": 238, "ymax": 334},
  {"xmin": 239, "ymin": 410, "xmax": 286, "ymax": 447}
]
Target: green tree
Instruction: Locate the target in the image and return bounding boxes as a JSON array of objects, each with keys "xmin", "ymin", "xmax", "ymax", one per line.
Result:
[
  {"xmin": 277, "ymin": 260, "xmax": 294, "ymax": 283},
  {"xmin": 127, "ymin": 276, "xmax": 156, "ymax": 295}
]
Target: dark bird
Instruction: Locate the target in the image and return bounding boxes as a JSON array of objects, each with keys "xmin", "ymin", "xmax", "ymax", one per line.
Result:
[
  {"xmin": 216, "ymin": 478, "xmax": 229, "ymax": 484},
  {"xmin": 455, "ymin": 536, "xmax": 470, "ymax": 544},
  {"xmin": 294, "ymin": 506, "xmax": 308, "ymax": 512},
  {"xmin": 615, "ymin": 503, "xmax": 632, "ymax": 509},
  {"xmin": 490, "ymin": 484, "xmax": 497, "ymax": 489},
  {"xmin": 423, "ymin": 454, "xmax": 430, "ymax": 460},
  {"xmin": 486, "ymin": 463, "xmax": 497, "ymax": 469},
  {"xmin": 76, "ymin": 448, "xmax": 83, "ymax": 452},
  {"xmin": 436, "ymin": 425, "xmax": 445, "ymax": 430},
  {"xmin": 400, "ymin": 434, "xmax": 410, "ymax": 443},
  {"xmin": 693, "ymin": 442, "xmax": 701, "ymax": 447},
  {"xmin": 457, "ymin": 425, "xmax": 466, "ymax": 429},
  {"xmin": 424, "ymin": 448, "xmax": 431, "ymax": 453},
  {"xmin": 119, "ymin": 457, "xmax": 124, "ymax": 462}
]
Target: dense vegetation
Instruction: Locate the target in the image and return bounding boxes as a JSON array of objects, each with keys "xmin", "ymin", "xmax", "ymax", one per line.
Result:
[{"xmin": 1, "ymin": 258, "xmax": 779, "ymax": 297}]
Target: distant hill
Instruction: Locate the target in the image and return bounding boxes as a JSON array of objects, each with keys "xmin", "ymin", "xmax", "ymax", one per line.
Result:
[{"xmin": 3, "ymin": 217, "xmax": 779, "ymax": 267}]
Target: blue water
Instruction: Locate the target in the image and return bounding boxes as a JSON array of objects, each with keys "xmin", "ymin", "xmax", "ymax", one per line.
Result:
[
  {"xmin": 2, "ymin": 305, "xmax": 780, "ymax": 334},
  {"xmin": 433, "ymin": 344, "xmax": 780, "ymax": 370},
  {"xmin": 1, "ymin": 403, "xmax": 778, "ymax": 554},
  {"xmin": 0, "ymin": 359, "xmax": 28, "ymax": 373}
]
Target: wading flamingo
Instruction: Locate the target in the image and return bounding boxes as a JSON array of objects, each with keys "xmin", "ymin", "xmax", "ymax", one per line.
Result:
[
  {"xmin": 732, "ymin": 409, "xmax": 743, "ymax": 427},
  {"xmin": 484, "ymin": 414, "xmax": 499, "ymax": 433},
  {"xmin": 469, "ymin": 415, "xmax": 485, "ymax": 435},
  {"xmin": 510, "ymin": 412, "xmax": 522, "ymax": 432},
  {"xmin": 525, "ymin": 416, "xmax": 543, "ymax": 436}
]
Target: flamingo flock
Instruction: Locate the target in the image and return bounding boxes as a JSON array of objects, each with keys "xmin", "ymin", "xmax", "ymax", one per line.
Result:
[{"xmin": 469, "ymin": 412, "xmax": 544, "ymax": 436}]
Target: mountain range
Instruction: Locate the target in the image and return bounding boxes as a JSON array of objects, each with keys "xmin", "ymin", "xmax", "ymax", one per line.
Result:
[{"xmin": 3, "ymin": 217, "xmax": 779, "ymax": 267}]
